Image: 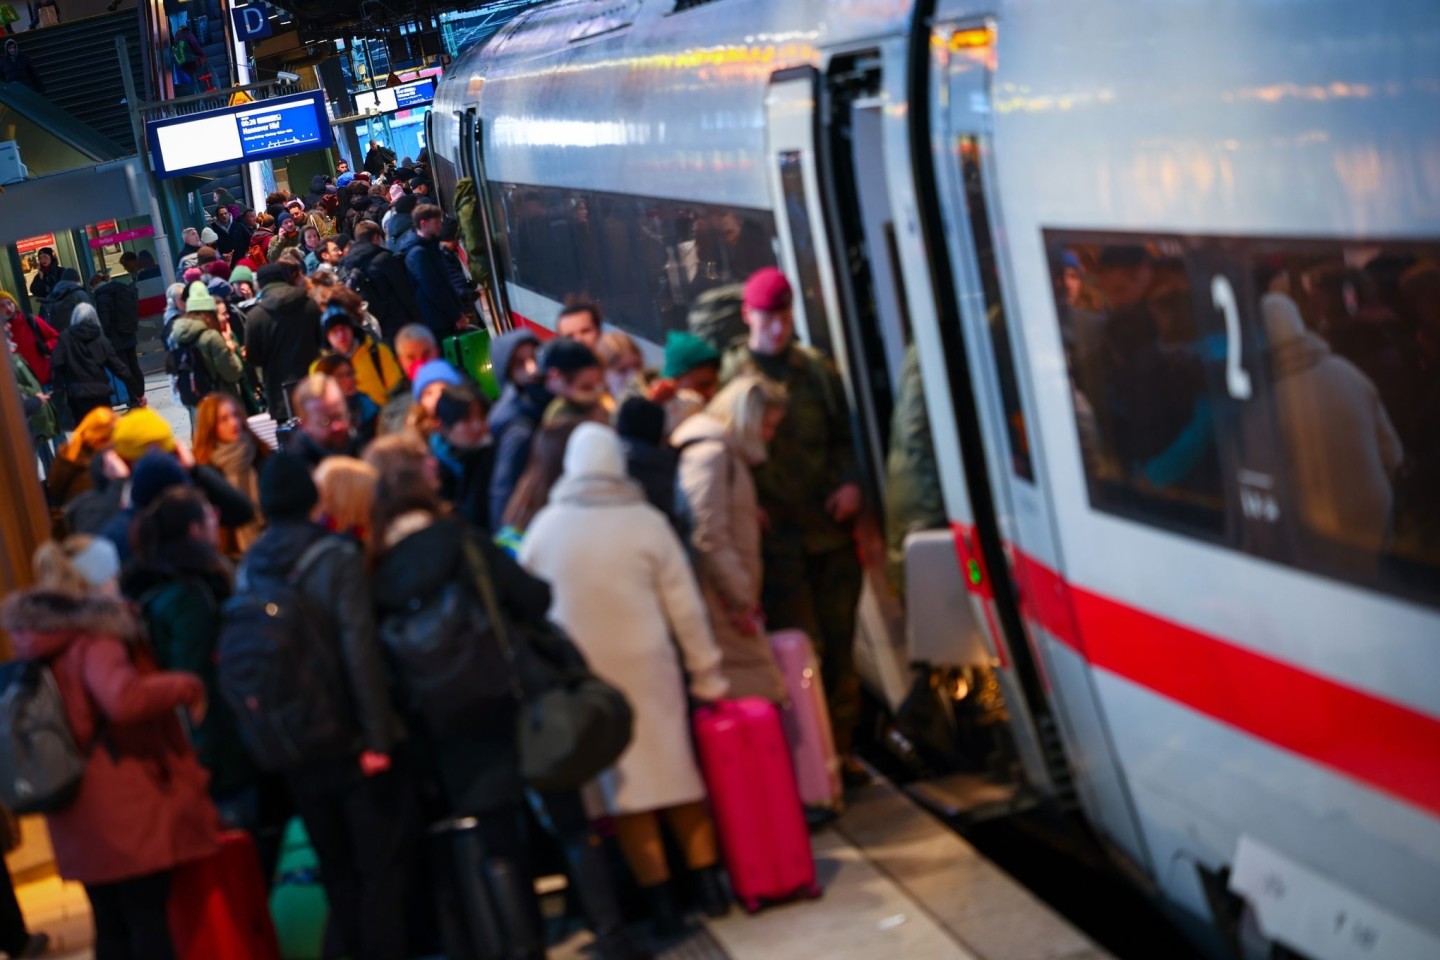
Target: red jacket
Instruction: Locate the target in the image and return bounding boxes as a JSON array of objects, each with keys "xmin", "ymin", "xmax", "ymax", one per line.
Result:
[
  {"xmin": 7, "ymin": 311, "xmax": 58, "ymax": 385},
  {"xmin": 1, "ymin": 590, "xmax": 218, "ymax": 885}
]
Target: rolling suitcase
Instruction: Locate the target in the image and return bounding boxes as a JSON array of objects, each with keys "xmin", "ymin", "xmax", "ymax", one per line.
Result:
[
  {"xmin": 443, "ymin": 328, "xmax": 499, "ymax": 400},
  {"xmin": 268, "ymin": 818, "xmax": 328, "ymax": 960},
  {"xmin": 693, "ymin": 698, "xmax": 820, "ymax": 913},
  {"xmin": 770, "ymin": 631, "xmax": 842, "ymax": 810},
  {"xmin": 169, "ymin": 830, "xmax": 283, "ymax": 960},
  {"xmin": 428, "ymin": 817, "xmax": 545, "ymax": 960}
]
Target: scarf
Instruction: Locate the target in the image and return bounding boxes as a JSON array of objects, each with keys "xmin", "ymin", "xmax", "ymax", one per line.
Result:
[
  {"xmin": 209, "ymin": 437, "xmax": 263, "ymax": 552},
  {"xmin": 550, "ymin": 472, "xmax": 645, "ymax": 509}
]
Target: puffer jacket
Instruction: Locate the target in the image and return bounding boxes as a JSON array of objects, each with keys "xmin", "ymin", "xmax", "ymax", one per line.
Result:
[
  {"xmin": 243, "ymin": 283, "xmax": 322, "ymax": 415},
  {"xmin": 169, "ymin": 314, "xmax": 246, "ymax": 402},
  {"xmin": 672, "ymin": 412, "xmax": 785, "ymax": 704},
  {"xmin": 0, "ymin": 590, "xmax": 217, "ymax": 885},
  {"xmin": 43, "ymin": 280, "xmax": 93, "ymax": 333},
  {"xmin": 241, "ymin": 521, "xmax": 403, "ymax": 756},
  {"xmin": 51, "ymin": 321, "xmax": 128, "ymax": 402}
]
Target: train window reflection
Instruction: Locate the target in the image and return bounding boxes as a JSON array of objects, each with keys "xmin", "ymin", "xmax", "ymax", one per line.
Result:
[
  {"xmin": 1047, "ymin": 229, "xmax": 1440, "ymax": 610},
  {"xmin": 490, "ymin": 181, "xmax": 777, "ymax": 344}
]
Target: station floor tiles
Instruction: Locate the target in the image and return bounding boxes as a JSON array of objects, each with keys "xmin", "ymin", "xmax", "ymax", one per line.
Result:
[{"xmin": 18, "ymin": 779, "xmax": 1107, "ymax": 960}]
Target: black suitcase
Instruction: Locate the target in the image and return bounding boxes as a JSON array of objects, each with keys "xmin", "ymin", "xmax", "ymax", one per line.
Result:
[{"xmin": 429, "ymin": 817, "xmax": 545, "ymax": 960}]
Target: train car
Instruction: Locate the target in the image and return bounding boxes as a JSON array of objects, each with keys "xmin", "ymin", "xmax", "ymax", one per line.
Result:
[{"xmin": 429, "ymin": 2, "xmax": 1440, "ymax": 958}]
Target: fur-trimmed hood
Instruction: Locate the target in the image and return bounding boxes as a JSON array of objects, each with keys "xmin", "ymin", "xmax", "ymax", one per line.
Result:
[{"xmin": 1, "ymin": 590, "xmax": 137, "ymax": 660}]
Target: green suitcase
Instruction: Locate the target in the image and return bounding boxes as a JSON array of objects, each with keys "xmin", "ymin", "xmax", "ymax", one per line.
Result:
[
  {"xmin": 269, "ymin": 818, "xmax": 329, "ymax": 960},
  {"xmin": 443, "ymin": 328, "xmax": 499, "ymax": 400}
]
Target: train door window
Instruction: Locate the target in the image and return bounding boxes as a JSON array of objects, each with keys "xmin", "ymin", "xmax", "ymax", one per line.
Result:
[
  {"xmin": 958, "ymin": 135, "xmax": 1034, "ymax": 483},
  {"xmin": 776, "ymin": 151, "xmax": 835, "ymax": 360}
]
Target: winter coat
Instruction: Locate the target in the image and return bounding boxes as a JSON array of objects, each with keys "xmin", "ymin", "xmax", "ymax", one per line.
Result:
[
  {"xmin": 311, "ymin": 333, "xmax": 403, "ymax": 408},
  {"xmin": 28, "ymin": 263, "xmax": 62, "ymax": 300},
  {"xmin": 214, "ymin": 218, "xmax": 250, "ymax": 260},
  {"xmin": 883, "ymin": 345, "xmax": 946, "ymax": 588},
  {"xmin": 374, "ymin": 516, "xmax": 549, "ymax": 813},
  {"xmin": 98, "ymin": 463, "xmax": 257, "ymax": 564},
  {"xmin": 452, "ymin": 178, "xmax": 491, "ymax": 288},
  {"xmin": 51, "ymin": 321, "xmax": 128, "ymax": 403},
  {"xmin": 267, "ymin": 230, "xmax": 302, "ymax": 263},
  {"xmin": 441, "ymin": 245, "xmax": 474, "ymax": 309},
  {"xmin": 93, "ymin": 276, "xmax": 141, "ymax": 349},
  {"xmin": 7, "ymin": 311, "xmax": 58, "ymax": 384},
  {"xmin": 341, "ymin": 240, "xmax": 422, "ymax": 342},
  {"xmin": 1262, "ymin": 293, "xmax": 1404, "ymax": 556},
  {"xmin": 431, "ymin": 433, "xmax": 495, "ymax": 530},
  {"xmin": 243, "ymin": 283, "xmax": 322, "ymax": 416},
  {"xmin": 242, "ymin": 521, "xmax": 404, "ymax": 756},
  {"xmin": 364, "ymin": 145, "xmax": 395, "ymax": 177},
  {"xmin": 721, "ymin": 342, "xmax": 859, "ymax": 556},
  {"xmin": 0, "ymin": 590, "xmax": 218, "ymax": 885},
  {"xmin": 672, "ymin": 413, "xmax": 785, "ymax": 704},
  {"xmin": 169, "ymin": 315, "xmax": 246, "ymax": 402},
  {"xmin": 122, "ymin": 550, "xmax": 256, "ymax": 796},
  {"xmin": 42, "ymin": 281, "xmax": 92, "ymax": 333},
  {"xmin": 395, "ymin": 231, "xmax": 465, "ymax": 343},
  {"xmin": 520, "ymin": 428, "xmax": 727, "ymax": 816},
  {"xmin": 487, "ymin": 384, "xmax": 548, "ymax": 531},
  {"xmin": 12, "ymin": 352, "xmax": 58, "ymax": 439},
  {"xmin": 621, "ymin": 438, "xmax": 684, "ymax": 532}
]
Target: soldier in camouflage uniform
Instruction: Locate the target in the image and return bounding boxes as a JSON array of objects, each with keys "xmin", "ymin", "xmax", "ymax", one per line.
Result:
[{"xmin": 721, "ymin": 268, "xmax": 867, "ymax": 778}]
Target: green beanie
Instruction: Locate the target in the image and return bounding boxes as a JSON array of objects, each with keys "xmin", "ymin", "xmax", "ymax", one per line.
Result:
[
  {"xmin": 229, "ymin": 265, "xmax": 256, "ymax": 286},
  {"xmin": 663, "ymin": 330, "xmax": 721, "ymax": 379}
]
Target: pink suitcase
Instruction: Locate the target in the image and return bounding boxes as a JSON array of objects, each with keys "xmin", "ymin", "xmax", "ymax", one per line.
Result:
[
  {"xmin": 770, "ymin": 630, "xmax": 842, "ymax": 810},
  {"xmin": 693, "ymin": 698, "xmax": 821, "ymax": 913}
]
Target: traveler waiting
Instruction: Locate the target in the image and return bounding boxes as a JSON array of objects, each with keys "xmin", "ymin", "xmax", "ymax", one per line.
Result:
[
  {"xmin": 286, "ymin": 373, "xmax": 358, "ymax": 467},
  {"xmin": 2, "ymin": 289, "xmax": 58, "ymax": 386},
  {"xmin": 673, "ymin": 376, "xmax": 789, "ymax": 703},
  {"xmin": 313, "ymin": 456, "xmax": 378, "ymax": 543},
  {"xmin": 496, "ymin": 421, "xmax": 581, "ymax": 554},
  {"xmin": 520, "ymin": 423, "xmax": 731, "ymax": 935},
  {"xmin": 1, "ymin": 536, "xmax": 216, "ymax": 960},
  {"xmin": 168, "ymin": 281, "xmax": 246, "ymax": 408},
  {"xmin": 51, "ymin": 303, "xmax": 129, "ymax": 423},
  {"xmin": 243, "ymin": 263, "xmax": 322, "ymax": 416},
  {"xmin": 487, "ymin": 329, "xmax": 547, "ymax": 529},
  {"xmin": 93, "ymin": 266, "xmax": 145, "ymax": 405},
  {"xmin": 313, "ymin": 292, "xmax": 404, "ymax": 407},
  {"xmin": 46, "ymin": 406, "xmax": 115, "ymax": 522},
  {"xmin": 27, "ymin": 247, "xmax": 62, "ymax": 301},
  {"xmin": 42, "ymin": 268, "xmax": 93, "ymax": 333},
  {"xmin": 241, "ymin": 454, "xmax": 420, "ymax": 960},
  {"xmin": 314, "ymin": 354, "xmax": 382, "ymax": 445},
  {"xmin": 397, "ymin": 204, "xmax": 468, "ymax": 343},
  {"xmin": 539, "ymin": 337, "xmax": 608, "ymax": 427},
  {"xmin": 431, "ymin": 383, "xmax": 495, "ymax": 530},
  {"xmin": 191, "ymin": 392, "xmax": 268, "ymax": 555},
  {"xmin": 556, "ymin": 300, "xmax": 603, "ymax": 349}
]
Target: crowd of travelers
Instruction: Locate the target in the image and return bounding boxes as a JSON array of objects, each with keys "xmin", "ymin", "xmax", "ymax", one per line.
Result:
[{"xmin": 1, "ymin": 147, "xmax": 872, "ymax": 960}]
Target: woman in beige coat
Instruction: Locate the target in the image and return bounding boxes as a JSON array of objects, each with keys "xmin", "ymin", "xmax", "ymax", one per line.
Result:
[{"xmin": 672, "ymin": 375, "xmax": 789, "ymax": 704}]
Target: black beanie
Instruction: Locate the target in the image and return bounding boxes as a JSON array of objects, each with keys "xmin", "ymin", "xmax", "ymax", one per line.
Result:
[
  {"xmin": 256, "ymin": 263, "xmax": 292, "ymax": 288},
  {"xmin": 259, "ymin": 453, "xmax": 318, "ymax": 521},
  {"xmin": 540, "ymin": 337, "xmax": 601, "ymax": 375},
  {"xmin": 393, "ymin": 194, "xmax": 419, "ymax": 216},
  {"xmin": 615, "ymin": 397, "xmax": 665, "ymax": 447}
]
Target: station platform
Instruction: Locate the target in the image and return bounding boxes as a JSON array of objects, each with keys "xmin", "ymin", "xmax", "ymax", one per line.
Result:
[{"xmin": 20, "ymin": 776, "xmax": 1108, "ymax": 960}]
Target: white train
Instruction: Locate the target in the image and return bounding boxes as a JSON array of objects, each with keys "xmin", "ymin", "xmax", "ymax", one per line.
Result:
[{"xmin": 428, "ymin": 3, "xmax": 1440, "ymax": 958}]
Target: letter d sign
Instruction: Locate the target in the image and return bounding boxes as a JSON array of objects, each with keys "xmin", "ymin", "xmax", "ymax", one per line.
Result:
[{"xmin": 232, "ymin": 5, "xmax": 273, "ymax": 43}]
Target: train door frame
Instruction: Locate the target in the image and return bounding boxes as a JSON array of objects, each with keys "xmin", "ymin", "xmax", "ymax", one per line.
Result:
[
  {"xmin": 924, "ymin": 13, "xmax": 1154, "ymax": 878},
  {"xmin": 457, "ymin": 107, "xmax": 512, "ymax": 332}
]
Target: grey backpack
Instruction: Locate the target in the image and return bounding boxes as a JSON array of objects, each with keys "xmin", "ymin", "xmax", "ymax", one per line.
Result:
[{"xmin": 0, "ymin": 659, "xmax": 88, "ymax": 814}]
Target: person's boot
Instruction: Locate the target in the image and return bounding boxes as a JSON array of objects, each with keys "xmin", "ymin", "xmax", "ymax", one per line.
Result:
[
  {"xmin": 692, "ymin": 865, "xmax": 732, "ymax": 919},
  {"xmin": 564, "ymin": 836, "xmax": 652, "ymax": 960},
  {"xmin": 642, "ymin": 881, "xmax": 686, "ymax": 940}
]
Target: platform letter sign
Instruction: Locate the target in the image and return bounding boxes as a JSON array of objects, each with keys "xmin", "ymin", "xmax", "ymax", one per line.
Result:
[{"xmin": 232, "ymin": 4, "xmax": 272, "ymax": 43}]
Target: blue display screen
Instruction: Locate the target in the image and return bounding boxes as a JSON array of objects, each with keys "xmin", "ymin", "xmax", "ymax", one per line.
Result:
[
  {"xmin": 147, "ymin": 91, "xmax": 334, "ymax": 179},
  {"xmin": 394, "ymin": 79, "xmax": 436, "ymax": 110}
]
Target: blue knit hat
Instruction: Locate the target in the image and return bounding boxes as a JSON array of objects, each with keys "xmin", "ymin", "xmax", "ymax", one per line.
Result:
[{"xmin": 411, "ymin": 359, "xmax": 464, "ymax": 402}]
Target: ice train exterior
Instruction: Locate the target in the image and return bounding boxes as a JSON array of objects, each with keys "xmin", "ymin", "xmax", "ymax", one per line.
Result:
[{"xmin": 428, "ymin": 2, "xmax": 1440, "ymax": 957}]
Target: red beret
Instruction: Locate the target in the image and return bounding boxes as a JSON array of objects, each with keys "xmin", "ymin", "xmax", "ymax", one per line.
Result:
[{"xmin": 743, "ymin": 267, "xmax": 793, "ymax": 312}]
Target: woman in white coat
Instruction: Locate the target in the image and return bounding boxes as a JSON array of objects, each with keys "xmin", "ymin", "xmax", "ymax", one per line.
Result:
[
  {"xmin": 519, "ymin": 422, "xmax": 731, "ymax": 933},
  {"xmin": 671, "ymin": 375, "xmax": 789, "ymax": 703}
]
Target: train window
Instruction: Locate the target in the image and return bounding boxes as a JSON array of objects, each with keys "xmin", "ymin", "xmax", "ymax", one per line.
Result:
[
  {"xmin": 957, "ymin": 135, "xmax": 1034, "ymax": 482},
  {"xmin": 1048, "ymin": 238, "xmax": 1228, "ymax": 539},
  {"xmin": 490, "ymin": 180, "xmax": 777, "ymax": 344},
  {"xmin": 1046, "ymin": 229, "xmax": 1440, "ymax": 610},
  {"xmin": 777, "ymin": 151, "xmax": 835, "ymax": 359}
]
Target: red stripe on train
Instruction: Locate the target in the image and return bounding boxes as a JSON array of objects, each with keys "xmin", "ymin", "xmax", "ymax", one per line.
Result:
[
  {"xmin": 508, "ymin": 310, "xmax": 554, "ymax": 340},
  {"xmin": 955, "ymin": 525, "xmax": 1440, "ymax": 818}
]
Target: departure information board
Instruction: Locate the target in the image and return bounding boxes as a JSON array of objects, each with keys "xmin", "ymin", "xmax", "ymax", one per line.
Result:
[{"xmin": 147, "ymin": 91, "xmax": 333, "ymax": 179}]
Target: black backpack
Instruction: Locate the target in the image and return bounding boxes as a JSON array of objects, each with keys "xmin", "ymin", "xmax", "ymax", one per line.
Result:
[
  {"xmin": 0, "ymin": 659, "xmax": 88, "ymax": 814},
  {"xmin": 171, "ymin": 342, "xmax": 215, "ymax": 407},
  {"xmin": 95, "ymin": 280, "xmax": 140, "ymax": 340},
  {"xmin": 218, "ymin": 539, "xmax": 355, "ymax": 771},
  {"xmin": 377, "ymin": 539, "xmax": 514, "ymax": 738}
]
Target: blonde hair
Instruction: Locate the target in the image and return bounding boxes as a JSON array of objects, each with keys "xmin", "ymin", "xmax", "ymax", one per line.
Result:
[
  {"xmin": 704, "ymin": 375, "xmax": 787, "ymax": 465},
  {"xmin": 595, "ymin": 331, "xmax": 642, "ymax": 370},
  {"xmin": 32, "ymin": 537, "xmax": 104, "ymax": 594},
  {"xmin": 314, "ymin": 457, "xmax": 378, "ymax": 539},
  {"xmin": 362, "ymin": 431, "xmax": 429, "ymax": 483},
  {"xmin": 290, "ymin": 373, "xmax": 339, "ymax": 416}
]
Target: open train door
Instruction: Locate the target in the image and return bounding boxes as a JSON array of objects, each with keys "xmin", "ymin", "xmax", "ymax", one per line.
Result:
[{"xmin": 455, "ymin": 108, "xmax": 510, "ymax": 332}]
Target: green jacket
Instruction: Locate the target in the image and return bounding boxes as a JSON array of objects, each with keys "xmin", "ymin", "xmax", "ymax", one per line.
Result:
[
  {"xmin": 722, "ymin": 341, "xmax": 859, "ymax": 556},
  {"xmin": 139, "ymin": 579, "xmax": 256, "ymax": 794},
  {"xmin": 453, "ymin": 177, "xmax": 492, "ymax": 289},
  {"xmin": 170, "ymin": 315, "xmax": 246, "ymax": 401},
  {"xmin": 12, "ymin": 352, "xmax": 58, "ymax": 439},
  {"xmin": 883, "ymin": 345, "xmax": 946, "ymax": 589}
]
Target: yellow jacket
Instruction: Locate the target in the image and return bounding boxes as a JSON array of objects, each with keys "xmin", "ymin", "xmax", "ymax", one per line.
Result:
[{"xmin": 312, "ymin": 334, "xmax": 405, "ymax": 407}]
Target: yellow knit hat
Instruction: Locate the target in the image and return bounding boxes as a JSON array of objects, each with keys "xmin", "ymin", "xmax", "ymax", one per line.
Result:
[{"xmin": 111, "ymin": 409, "xmax": 177, "ymax": 465}]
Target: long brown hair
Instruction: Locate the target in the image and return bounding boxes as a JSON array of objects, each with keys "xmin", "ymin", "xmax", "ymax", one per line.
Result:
[
  {"xmin": 501, "ymin": 420, "xmax": 580, "ymax": 532},
  {"xmin": 363, "ymin": 433, "xmax": 445, "ymax": 565},
  {"xmin": 192, "ymin": 393, "xmax": 261, "ymax": 466}
]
